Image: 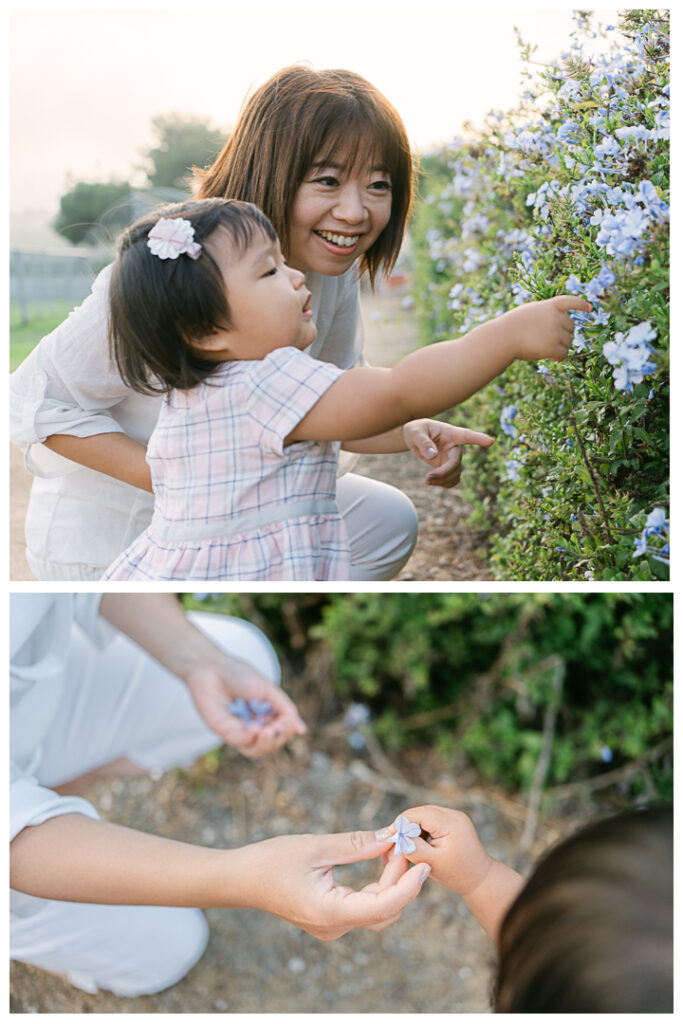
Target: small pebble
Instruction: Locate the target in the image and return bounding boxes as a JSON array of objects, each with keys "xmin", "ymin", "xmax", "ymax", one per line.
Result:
[{"xmin": 287, "ymin": 957, "xmax": 306, "ymax": 974}]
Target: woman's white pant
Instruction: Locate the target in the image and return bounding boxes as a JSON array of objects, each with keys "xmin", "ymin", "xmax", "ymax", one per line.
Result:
[
  {"xmin": 10, "ymin": 612, "xmax": 280, "ymax": 997},
  {"xmin": 26, "ymin": 472, "xmax": 418, "ymax": 581}
]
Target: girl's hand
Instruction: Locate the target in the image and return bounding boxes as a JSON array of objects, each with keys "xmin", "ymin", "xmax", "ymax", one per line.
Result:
[
  {"xmin": 232, "ymin": 828, "xmax": 430, "ymax": 940},
  {"xmin": 378, "ymin": 805, "xmax": 493, "ymax": 896},
  {"xmin": 403, "ymin": 420, "xmax": 494, "ymax": 488},
  {"xmin": 186, "ymin": 662, "xmax": 307, "ymax": 759},
  {"xmin": 502, "ymin": 295, "xmax": 593, "ymax": 362}
]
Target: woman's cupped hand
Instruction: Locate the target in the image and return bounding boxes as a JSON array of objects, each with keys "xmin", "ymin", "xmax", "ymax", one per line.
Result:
[{"xmin": 229, "ymin": 828, "xmax": 431, "ymax": 940}]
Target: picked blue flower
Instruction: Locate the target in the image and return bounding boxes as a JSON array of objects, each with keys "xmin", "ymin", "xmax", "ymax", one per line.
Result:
[
  {"xmin": 388, "ymin": 815, "xmax": 422, "ymax": 857},
  {"xmin": 227, "ymin": 697, "xmax": 274, "ymax": 727}
]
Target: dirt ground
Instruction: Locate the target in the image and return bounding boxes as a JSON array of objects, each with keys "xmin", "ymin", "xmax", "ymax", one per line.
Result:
[{"xmin": 9, "ymin": 287, "xmax": 492, "ymax": 582}]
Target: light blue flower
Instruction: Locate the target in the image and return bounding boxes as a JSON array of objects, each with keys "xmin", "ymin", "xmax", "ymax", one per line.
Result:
[
  {"xmin": 228, "ymin": 697, "xmax": 274, "ymax": 728},
  {"xmin": 344, "ymin": 703, "xmax": 371, "ymax": 729},
  {"xmin": 600, "ymin": 746, "xmax": 613, "ymax": 763},
  {"xmin": 500, "ymin": 404, "xmax": 518, "ymax": 437},
  {"xmin": 505, "ymin": 459, "xmax": 521, "ymax": 482},
  {"xmin": 388, "ymin": 815, "xmax": 421, "ymax": 857},
  {"xmin": 557, "ymin": 120, "xmax": 581, "ymax": 144},
  {"xmin": 645, "ymin": 508, "xmax": 668, "ymax": 535},
  {"xmin": 633, "ymin": 534, "xmax": 649, "ymax": 557}
]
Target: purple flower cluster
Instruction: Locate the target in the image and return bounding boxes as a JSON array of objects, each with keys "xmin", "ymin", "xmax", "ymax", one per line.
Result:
[{"xmin": 227, "ymin": 698, "xmax": 275, "ymax": 728}]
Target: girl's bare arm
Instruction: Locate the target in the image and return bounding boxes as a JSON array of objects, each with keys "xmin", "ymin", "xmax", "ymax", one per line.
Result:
[{"xmin": 287, "ymin": 297, "xmax": 590, "ymax": 445}]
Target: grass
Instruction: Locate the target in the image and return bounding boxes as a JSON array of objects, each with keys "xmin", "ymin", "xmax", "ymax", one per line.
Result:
[{"xmin": 10, "ymin": 301, "xmax": 76, "ymax": 371}]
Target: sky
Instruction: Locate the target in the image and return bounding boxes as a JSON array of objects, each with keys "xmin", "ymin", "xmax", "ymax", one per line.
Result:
[{"xmin": 11, "ymin": 3, "xmax": 620, "ymax": 216}]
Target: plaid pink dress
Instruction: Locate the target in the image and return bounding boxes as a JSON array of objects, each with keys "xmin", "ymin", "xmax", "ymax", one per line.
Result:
[{"xmin": 104, "ymin": 347, "xmax": 351, "ymax": 581}]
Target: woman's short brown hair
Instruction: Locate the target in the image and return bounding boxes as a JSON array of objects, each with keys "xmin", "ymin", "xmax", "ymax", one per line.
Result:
[
  {"xmin": 494, "ymin": 805, "xmax": 672, "ymax": 1013},
  {"xmin": 194, "ymin": 65, "xmax": 415, "ymax": 286}
]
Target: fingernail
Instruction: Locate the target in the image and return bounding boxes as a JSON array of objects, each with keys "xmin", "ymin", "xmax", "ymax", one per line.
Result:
[
  {"xmin": 419, "ymin": 864, "xmax": 432, "ymax": 884},
  {"xmin": 427, "ymin": 475, "xmax": 436, "ymax": 483},
  {"xmin": 426, "ymin": 447, "xmax": 437, "ymax": 458},
  {"xmin": 374, "ymin": 826, "xmax": 394, "ymax": 841}
]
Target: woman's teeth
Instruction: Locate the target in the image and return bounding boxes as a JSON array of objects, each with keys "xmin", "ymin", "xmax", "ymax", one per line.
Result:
[{"xmin": 315, "ymin": 231, "xmax": 359, "ymax": 248}]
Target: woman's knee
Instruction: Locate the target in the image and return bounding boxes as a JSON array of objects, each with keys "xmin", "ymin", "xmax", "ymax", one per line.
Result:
[
  {"xmin": 338, "ymin": 474, "xmax": 418, "ymax": 580},
  {"xmin": 188, "ymin": 611, "xmax": 281, "ymax": 685},
  {"xmin": 94, "ymin": 907, "xmax": 209, "ymax": 998}
]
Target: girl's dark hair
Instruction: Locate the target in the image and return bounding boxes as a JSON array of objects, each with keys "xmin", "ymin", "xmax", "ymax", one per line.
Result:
[
  {"xmin": 109, "ymin": 198, "xmax": 276, "ymax": 394},
  {"xmin": 495, "ymin": 805, "xmax": 672, "ymax": 1013},
  {"xmin": 194, "ymin": 65, "xmax": 415, "ymax": 287}
]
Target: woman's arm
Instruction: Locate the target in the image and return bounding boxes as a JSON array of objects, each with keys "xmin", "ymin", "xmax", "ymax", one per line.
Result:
[
  {"xmin": 287, "ymin": 297, "xmax": 590, "ymax": 445},
  {"xmin": 10, "ymin": 814, "xmax": 428, "ymax": 940},
  {"xmin": 42, "ymin": 433, "xmax": 153, "ymax": 491},
  {"xmin": 98, "ymin": 594, "xmax": 306, "ymax": 756}
]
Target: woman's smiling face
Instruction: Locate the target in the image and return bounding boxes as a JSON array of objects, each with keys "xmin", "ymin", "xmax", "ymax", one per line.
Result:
[{"xmin": 288, "ymin": 148, "xmax": 393, "ymax": 276}]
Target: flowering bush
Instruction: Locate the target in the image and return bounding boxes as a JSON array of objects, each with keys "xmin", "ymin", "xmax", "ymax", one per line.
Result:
[
  {"xmin": 185, "ymin": 592, "xmax": 673, "ymax": 800},
  {"xmin": 411, "ymin": 11, "xmax": 669, "ymax": 580}
]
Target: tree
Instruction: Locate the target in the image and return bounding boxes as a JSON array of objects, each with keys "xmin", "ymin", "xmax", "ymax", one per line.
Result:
[
  {"xmin": 53, "ymin": 179, "xmax": 132, "ymax": 245},
  {"xmin": 142, "ymin": 114, "xmax": 227, "ymax": 190}
]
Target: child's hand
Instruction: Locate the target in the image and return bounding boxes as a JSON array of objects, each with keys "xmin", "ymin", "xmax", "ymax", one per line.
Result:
[
  {"xmin": 403, "ymin": 419, "xmax": 495, "ymax": 488},
  {"xmin": 378, "ymin": 805, "xmax": 493, "ymax": 896},
  {"xmin": 502, "ymin": 295, "xmax": 593, "ymax": 362}
]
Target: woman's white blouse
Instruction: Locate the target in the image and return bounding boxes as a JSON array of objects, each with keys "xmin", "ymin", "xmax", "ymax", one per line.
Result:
[
  {"xmin": 10, "ymin": 595, "xmax": 111, "ymax": 842},
  {"xmin": 10, "ymin": 263, "xmax": 365, "ymax": 573}
]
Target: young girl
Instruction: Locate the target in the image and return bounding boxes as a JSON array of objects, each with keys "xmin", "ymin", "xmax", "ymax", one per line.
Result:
[
  {"xmin": 10, "ymin": 66, "xmax": 464, "ymax": 582},
  {"xmin": 383, "ymin": 803, "xmax": 672, "ymax": 1013},
  {"xmin": 103, "ymin": 198, "xmax": 589, "ymax": 581}
]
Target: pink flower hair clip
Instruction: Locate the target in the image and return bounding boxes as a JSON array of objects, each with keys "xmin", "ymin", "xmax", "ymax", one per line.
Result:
[{"xmin": 147, "ymin": 217, "xmax": 202, "ymax": 260}]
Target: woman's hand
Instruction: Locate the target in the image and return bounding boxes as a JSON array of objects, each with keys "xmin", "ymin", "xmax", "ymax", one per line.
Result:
[
  {"xmin": 402, "ymin": 420, "xmax": 494, "ymax": 488},
  {"xmin": 186, "ymin": 660, "xmax": 306, "ymax": 759},
  {"xmin": 231, "ymin": 828, "xmax": 430, "ymax": 940},
  {"xmin": 99, "ymin": 594, "xmax": 306, "ymax": 759}
]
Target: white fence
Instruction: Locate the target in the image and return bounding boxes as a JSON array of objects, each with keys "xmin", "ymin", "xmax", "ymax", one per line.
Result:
[{"xmin": 10, "ymin": 248, "xmax": 98, "ymax": 323}]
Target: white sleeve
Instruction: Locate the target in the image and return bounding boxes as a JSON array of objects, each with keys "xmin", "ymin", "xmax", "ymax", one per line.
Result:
[
  {"xmin": 9, "ymin": 264, "xmax": 128, "ymax": 457},
  {"xmin": 72, "ymin": 594, "xmax": 117, "ymax": 649},
  {"xmin": 10, "ymin": 760, "xmax": 100, "ymax": 843}
]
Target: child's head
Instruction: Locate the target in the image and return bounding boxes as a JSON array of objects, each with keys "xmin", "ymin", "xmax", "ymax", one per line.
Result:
[
  {"xmin": 109, "ymin": 198, "xmax": 316, "ymax": 394},
  {"xmin": 194, "ymin": 65, "xmax": 414, "ymax": 285},
  {"xmin": 494, "ymin": 805, "xmax": 672, "ymax": 1012}
]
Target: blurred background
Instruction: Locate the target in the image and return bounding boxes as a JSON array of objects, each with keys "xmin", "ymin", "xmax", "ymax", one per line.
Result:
[
  {"xmin": 11, "ymin": 591, "xmax": 672, "ymax": 1012},
  {"xmin": 9, "ymin": 3, "xmax": 617, "ymax": 357}
]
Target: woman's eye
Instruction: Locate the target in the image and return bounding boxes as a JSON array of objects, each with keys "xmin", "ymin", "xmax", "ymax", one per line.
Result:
[
  {"xmin": 314, "ymin": 176, "xmax": 340, "ymax": 187},
  {"xmin": 369, "ymin": 179, "xmax": 392, "ymax": 192}
]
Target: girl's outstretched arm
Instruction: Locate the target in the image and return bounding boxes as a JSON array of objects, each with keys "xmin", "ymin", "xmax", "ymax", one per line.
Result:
[{"xmin": 286, "ymin": 296, "xmax": 591, "ymax": 445}]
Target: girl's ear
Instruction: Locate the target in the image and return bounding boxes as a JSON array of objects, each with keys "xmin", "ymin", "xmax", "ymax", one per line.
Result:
[{"xmin": 189, "ymin": 328, "xmax": 235, "ymax": 359}]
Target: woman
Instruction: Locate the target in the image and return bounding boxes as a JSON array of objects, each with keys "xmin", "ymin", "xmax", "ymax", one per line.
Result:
[
  {"xmin": 10, "ymin": 66, "xmax": 471, "ymax": 581},
  {"xmin": 10, "ymin": 593, "xmax": 428, "ymax": 996}
]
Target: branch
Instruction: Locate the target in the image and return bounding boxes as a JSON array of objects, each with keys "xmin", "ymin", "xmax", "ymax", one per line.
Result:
[
  {"xmin": 546, "ymin": 736, "xmax": 673, "ymax": 800},
  {"xmin": 520, "ymin": 656, "xmax": 565, "ymax": 850}
]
